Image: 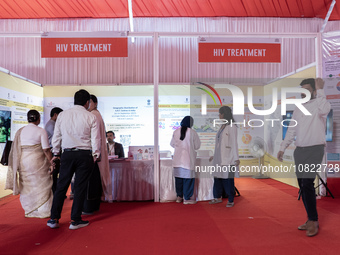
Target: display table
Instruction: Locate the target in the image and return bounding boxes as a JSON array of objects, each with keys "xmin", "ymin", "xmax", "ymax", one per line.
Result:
[
  {"xmin": 109, "ymin": 159, "xmax": 154, "ymax": 201},
  {"xmin": 159, "ymin": 157, "xmax": 214, "ymax": 202},
  {"xmin": 108, "ymin": 157, "xmax": 217, "ymax": 202}
]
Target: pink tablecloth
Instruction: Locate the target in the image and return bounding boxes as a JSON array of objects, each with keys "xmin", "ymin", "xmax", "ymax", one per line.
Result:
[{"xmin": 109, "ymin": 159, "xmax": 154, "ymax": 201}]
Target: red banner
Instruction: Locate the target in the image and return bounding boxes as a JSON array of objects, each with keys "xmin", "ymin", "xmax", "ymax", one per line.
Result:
[
  {"xmin": 198, "ymin": 42, "xmax": 281, "ymax": 63},
  {"xmin": 41, "ymin": 37, "xmax": 128, "ymax": 58}
]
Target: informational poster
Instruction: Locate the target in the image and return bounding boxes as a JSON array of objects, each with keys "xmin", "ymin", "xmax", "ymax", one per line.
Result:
[
  {"xmin": 261, "ymin": 67, "xmax": 329, "ymax": 185},
  {"xmin": 189, "ymin": 82, "xmax": 264, "ymax": 168},
  {"xmin": 44, "ymin": 86, "xmax": 154, "ymax": 156},
  {"xmin": 158, "ymin": 88, "xmax": 191, "ymax": 153},
  {"xmin": 0, "ymin": 71, "xmax": 44, "ymax": 156},
  {"xmin": 44, "ymin": 84, "xmax": 267, "ymax": 163},
  {"xmin": 322, "ymin": 32, "xmax": 340, "ymax": 177},
  {"xmin": 263, "ymin": 83, "xmax": 299, "ymax": 164}
]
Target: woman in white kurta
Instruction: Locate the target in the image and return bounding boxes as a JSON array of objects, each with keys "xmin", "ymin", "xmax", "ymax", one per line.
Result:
[
  {"xmin": 209, "ymin": 106, "xmax": 240, "ymax": 207},
  {"xmin": 6, "ymin": 110, "xmax": 53, "ymax": 218},
  {"xmin": 170, "ymin": 116, "xmax": 201, "ymax": 204}
]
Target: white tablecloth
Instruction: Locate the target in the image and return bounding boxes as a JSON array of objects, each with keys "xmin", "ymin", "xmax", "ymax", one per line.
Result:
[
  {"xmin": 159, "ymin": 157, "xmax": 214, "ymax": 202},
  {"xmin": 109, "ymin": 159, "xmax": 154, "ymax": 201}
]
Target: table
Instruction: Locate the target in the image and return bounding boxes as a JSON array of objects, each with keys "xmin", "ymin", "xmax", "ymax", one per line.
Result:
[
  {"xmin": 108, "ymin": 158, "xmax": 218, "ymax": 202},
  {"xmin": 109, "ymin": 159, "xmax": 154, "ymax": 201},
  {"xmin": 159, "ymin": 157, "xmax": 214, "ymax": 202}
]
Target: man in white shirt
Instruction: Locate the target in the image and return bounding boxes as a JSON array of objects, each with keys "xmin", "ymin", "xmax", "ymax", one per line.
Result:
[
  {"xmin": 45, "ymin": 107, "xmax": 63, "ymax": 194},
  {"xmin": 47, "ymin": 89, "xmax": 100, "ymax": 230},
  {"xmin": 277, "ymin": 78, "xmax": 331, "ymax": 237}
]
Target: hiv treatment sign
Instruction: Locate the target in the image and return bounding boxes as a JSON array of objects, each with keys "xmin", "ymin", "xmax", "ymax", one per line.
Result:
[
  {"xmin": 198, "ymin": 37, "xmax": 281, "ymax": 63},
  {"xmin": 41, "ymin": 31, "xmax": 128, "ymax": 58}
]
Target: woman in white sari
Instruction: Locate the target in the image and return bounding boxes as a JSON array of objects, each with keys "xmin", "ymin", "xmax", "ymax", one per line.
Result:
[{"xmin": 6, "ymin": 110, "xmax": 53, "ymax": 218}]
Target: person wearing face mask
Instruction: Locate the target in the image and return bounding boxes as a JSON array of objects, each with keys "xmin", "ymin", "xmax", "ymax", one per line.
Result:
[
  {"xmin": 277, "ymin": 78, "xmax": 331, "ymax": 237},
  {"xmin": 6, "ymin": 110, "xmax": 53, "ymax": 218}
]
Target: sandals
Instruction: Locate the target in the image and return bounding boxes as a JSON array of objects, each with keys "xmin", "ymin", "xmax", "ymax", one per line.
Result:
[{"xmin": 209, "ymin": 199, "xmax": 223, "ymax": 204}]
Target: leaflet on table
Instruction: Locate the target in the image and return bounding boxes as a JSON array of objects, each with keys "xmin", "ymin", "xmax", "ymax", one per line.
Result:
[{"xmin": 128, "ymin": 145, "xmax": 156, "ymax": 160}]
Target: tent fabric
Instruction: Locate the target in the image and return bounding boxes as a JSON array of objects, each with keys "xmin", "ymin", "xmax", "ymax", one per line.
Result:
[
  {"xmin": 0, "ymin": 17, "xmax": 325, "ymax": 85},
  {"xmin": 0, "ymin": 0, "xmax": 338, "ymax": 20}
]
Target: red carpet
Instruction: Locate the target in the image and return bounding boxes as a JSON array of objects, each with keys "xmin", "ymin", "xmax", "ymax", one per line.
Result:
[
  {"xmin": 0, "ymin": 178, "xmax": 339, "ymax": 255},
  {"xmin": 326, "ymin": 178, "xmax": 340, "ymax": 197}
]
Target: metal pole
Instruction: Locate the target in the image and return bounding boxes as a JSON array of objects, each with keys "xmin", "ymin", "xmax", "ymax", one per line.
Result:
[{"xmin": 153, "ymin": 32, "xmax": 160, "ymax": 202}]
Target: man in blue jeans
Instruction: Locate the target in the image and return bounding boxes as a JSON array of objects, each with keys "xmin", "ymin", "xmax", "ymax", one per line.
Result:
[
  {"xmin": 47, "ymin": 89, "xmax": 100, "ymax": 230},
  {"xmin": 277, "ymin": 78, "xmax": 331, "ymax": 237}
]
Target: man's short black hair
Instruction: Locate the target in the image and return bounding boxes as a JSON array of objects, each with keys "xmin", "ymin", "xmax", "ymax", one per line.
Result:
[
  {"xmin": 50, "ymin": 107, "xmax": 63, "ymax": 118},
  {"xmin": 74, "ymin": 89, "xmax": 90, "ymax": 106},
  {"xmin": 300, "ymin": 78, "xmax": 316, "ymax": 91},
  {"xmin": 106, "ymin": 131, "xmax": 115, "ymax": 136},
  {"xmin": 90, "ymin": 94, "xmax": 98, "ymax": 103}
]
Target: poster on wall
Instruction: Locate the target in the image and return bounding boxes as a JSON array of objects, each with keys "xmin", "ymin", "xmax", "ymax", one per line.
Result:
[
  {"xmin": 44, "ymin": 84, "xmax": 265, "ymax": 163},
  {"xmin": 0, "ymin": 73, "xmax": 44, "ymax": 156},
  {"xmin": 263, "ymin": 88, "xmax": 299, "ymax": 162},
  {"xmin": 158, "ymin": 91, "xmax": 191, "ymax": 153},
  {"xmin": 322, "ymin": 32, "xmax": 340, "ymax": 177},
  {"xmin": 0, "ymin": 89, "xmax": 44, "ymax": 139},
  {"xmin": 189, "ymin": 82, "xmax": 264, "ymax": 167},
  {"xmin": 44, "ymin": 85, "xmax": 197, "ymax": 157},
  {"xmin": 44, "ymin": 86, "xmax": 154, "ymax": 156}
]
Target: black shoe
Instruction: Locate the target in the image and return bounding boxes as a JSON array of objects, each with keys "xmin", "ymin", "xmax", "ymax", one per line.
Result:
[
  {"xmin": 47, "ymin": 219, "xmax": 59, "ymax": 229},
  {"xmin": 82, "ymin": 211, "xmax": 94, "ymax": 215},
  {"xmin": 69, "ymin": 220, "xmax": 89, "ymax": 230}
]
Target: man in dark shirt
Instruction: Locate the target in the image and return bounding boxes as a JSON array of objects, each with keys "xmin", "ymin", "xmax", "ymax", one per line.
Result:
[
  {"xmin": 106, "ymin": 131, "xmax": 124, "ymax": 158},
  {"xmin": 45, "ymin": 107, "xmax": 63, "ymax": 194}
]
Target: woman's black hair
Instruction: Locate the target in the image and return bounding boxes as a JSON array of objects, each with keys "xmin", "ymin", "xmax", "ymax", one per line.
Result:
[
  {"xmin": 27, "ymin": 109, "xmax": 40, "ymax": 123},
  {"xmin": 180, "ymin": 116, "xmax": 193, "ymax": 141},
  {"xmin": 90, "ymin": 94, "xmax": 98, "ymax": 103},
  {"xmin": 219, "ymin": 106, "xmax": 235, "ymax": 125}
]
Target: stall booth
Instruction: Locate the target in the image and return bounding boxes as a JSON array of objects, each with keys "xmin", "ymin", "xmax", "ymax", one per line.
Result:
[{"xmin": 1, "ymin": 17, "xmax": 340, "ymax": 201}]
